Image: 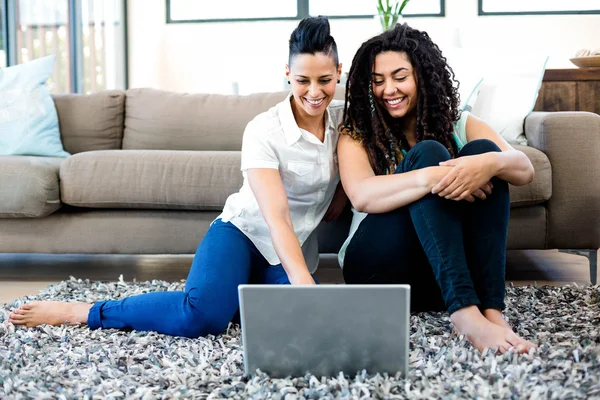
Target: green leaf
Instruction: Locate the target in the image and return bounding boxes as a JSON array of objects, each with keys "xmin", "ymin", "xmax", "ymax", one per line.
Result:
[{"xmin": 398, "ymin": 0, "xmax": 411, "ymax": 14}]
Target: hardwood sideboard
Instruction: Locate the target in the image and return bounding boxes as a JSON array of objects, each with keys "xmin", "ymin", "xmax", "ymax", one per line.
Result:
[{"xmin": 534, "ymin": 68, "xmax": 600, "ymax": 114}]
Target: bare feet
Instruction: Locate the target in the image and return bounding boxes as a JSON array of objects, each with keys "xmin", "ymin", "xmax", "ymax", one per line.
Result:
[
  {"xmin": 482, "ymin": 308, "xmax": 536, "ymax": 353},
  {"xmin": 7, "ymin": 301, "xmax": 92, "ymax": 328},
  {"xmin": 482, "ymin": 308, "xmax": 512, "ymax": 329},
  {"xmin": 451, "ymin": 306, "xmax": 536, "ymax": 354}
]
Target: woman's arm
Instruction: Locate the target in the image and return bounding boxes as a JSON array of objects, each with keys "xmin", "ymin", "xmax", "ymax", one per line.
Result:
[
  {"xmin": 465, "ymin": 115, "xmax": 534, "ymax": 185},
  {"xmin": 247, "ymin": 168, "xmax": 315, "ymax": 285},
  {"xmin": 432, "ymin": 115, "xmax": 535, "ymax": 200},
  {"xmin": 338, "ymin": 134, "xmax": 457, "ymax": 214}
]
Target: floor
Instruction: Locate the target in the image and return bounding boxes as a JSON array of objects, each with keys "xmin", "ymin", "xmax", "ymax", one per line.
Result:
[{"xmin": 0, "ymin": 249, "xmax": 597, "ymax": 305}]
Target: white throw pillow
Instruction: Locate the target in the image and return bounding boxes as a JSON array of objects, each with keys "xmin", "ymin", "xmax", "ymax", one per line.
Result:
[
  {"xmin": 0, "ymin": 55, "xmax": 69, "ymax": 157},
  {"xmin": 471, "ymin": 73, "xmax": 546, "ymax": 146},
  {"xmin": 444, "ymin": 49, "xmax": 484, "ymax": 112},
  {"xmin": 444, "ymin": 48, "xmax": 548, "ymax": 146}
]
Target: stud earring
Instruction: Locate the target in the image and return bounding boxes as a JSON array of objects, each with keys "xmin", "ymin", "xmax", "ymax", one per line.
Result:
[
  {"xmin": 287, "ymin": 80, "xmax": 290, "ymax": 84},
  {"xmin": 337, "ymin": 80, "xmax": 340, "ymax": 84}
]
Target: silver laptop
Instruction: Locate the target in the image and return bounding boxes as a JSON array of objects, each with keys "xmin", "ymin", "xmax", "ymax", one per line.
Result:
[{"xmin": 238, "ymin": 284, "xmax": 410, "ymax": 378}]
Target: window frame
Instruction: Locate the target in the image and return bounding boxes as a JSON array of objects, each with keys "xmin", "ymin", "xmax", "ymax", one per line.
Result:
[
  {"xmin": 166, "ymin": 0, "xmax": 445, "ymax": 24},
  {"xmin": 1, "ymin": 0, "xmax": 129, "ymax": 92},
  {"xmin": 478, "ymin": 0, "xmax": 600, "ymax": 16},
  {"xmin": 2, "ymin": 0, "xmax": 16, "ymax": 66}
]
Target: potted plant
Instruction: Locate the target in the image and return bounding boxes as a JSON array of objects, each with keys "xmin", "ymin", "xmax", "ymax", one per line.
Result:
[{"xmin": 376, "ymin": 0, "xmax": 411, "ymax": 31}]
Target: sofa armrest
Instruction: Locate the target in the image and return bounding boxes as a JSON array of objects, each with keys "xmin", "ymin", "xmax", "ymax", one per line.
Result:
[{"xmin": 525, "ymin": 111, "xmax": 600, "ymax": 249}]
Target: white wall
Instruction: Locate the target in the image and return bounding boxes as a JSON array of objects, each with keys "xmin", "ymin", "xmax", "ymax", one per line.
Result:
[{"xmin": 127, "ymin": 0, "xmax": 600, "ymax": 94}]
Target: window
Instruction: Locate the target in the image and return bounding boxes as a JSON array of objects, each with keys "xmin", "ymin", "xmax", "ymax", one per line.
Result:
[
  {"xmin": 3, "ymin": 0, "xmax": 127, "ymax": 93},
  {"xmin": 479, "ymin": 0, "xmax": 600, "ymax": 15},
  {"xmin": 0, "ymin": 1, "xmax": 6, "ymax": 68},
  {"xmin": 310, "ymin": 0, "xmax": 444, "ymax": 17},
  {"xmin": 168, "ymin": 0, "xmax": 298, "ymax": 22},
  {"xmin": 167, "ymin": 0, "xmax": 299, "ymax": 22},
  {"xmin": 167, "ymin": 0, "xmax": 444, "ymax": 23},
  {"xmin": 81, "ymin": 0, "xmax": 127, "ymax": 93},
  {"xmin": 16, "ymin": 0, "xmax": 71, "ymax": 92}
]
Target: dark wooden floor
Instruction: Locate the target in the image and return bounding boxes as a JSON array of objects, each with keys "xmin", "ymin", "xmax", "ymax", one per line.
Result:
[{"xmin": 0, "ymin": 249, "xmax": 596, "ymax": 304}]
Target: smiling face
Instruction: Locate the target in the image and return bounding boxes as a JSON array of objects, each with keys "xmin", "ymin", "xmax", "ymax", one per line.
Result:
[
  {"xmin": 286, "ymin": 52, "xmax": 342, "ymax": 121},
  {"xmin": 371, "ymin": 51, "xmax": 418, "ymax": 119}
]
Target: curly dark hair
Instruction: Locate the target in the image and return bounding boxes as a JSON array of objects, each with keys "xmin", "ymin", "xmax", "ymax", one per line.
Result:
[{"xmin": 341, "ymin": 23, "xmax": 460, "ymax": 175}]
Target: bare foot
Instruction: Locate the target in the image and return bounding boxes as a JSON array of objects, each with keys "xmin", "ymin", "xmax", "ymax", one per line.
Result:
[
  {"xmin": 482, "ymin": 308, "xmax": 512, "ymax": 329},
  {"xmin": 8, "ymin": 301, "xmax": 92, "ymax": 328},
  {"xmin": 483, "ymin": 308, "xmax": 537, "ymax": 352},
  {"xmin": 451, "ymin": 306, "xmax": 534, "ymax": 354}
]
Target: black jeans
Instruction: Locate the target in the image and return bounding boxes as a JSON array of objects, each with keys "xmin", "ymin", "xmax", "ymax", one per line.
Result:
[{"xmin": 343, "ymin": 139, "xmax": 509, "ymax": 314}]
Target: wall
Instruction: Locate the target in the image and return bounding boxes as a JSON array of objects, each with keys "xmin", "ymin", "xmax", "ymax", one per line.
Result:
[{"xmin": 127, "ymin": 0, "xmax": 600, "ymax": 94}]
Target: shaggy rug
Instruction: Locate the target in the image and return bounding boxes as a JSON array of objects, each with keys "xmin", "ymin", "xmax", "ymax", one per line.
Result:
[{"xmin": 1, "ymin": 277, "xmax": 599, "ymax": 399}]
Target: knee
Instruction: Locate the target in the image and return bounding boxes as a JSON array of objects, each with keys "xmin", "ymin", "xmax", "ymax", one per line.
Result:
[
  {"xmin": 410, "ymin": 140, "xmax": 451, "ymax": 159},
  {"xmin": 401, "ymin": 140, "xmax": 452, "ymax": 172},
  {"xmin": 176, "ymin": 294, "xmax": 233, "ymax": 338},
  {"xmin": 343, "ymin": 265, "xmax": 362, "ymax": 284},
  {"xmin": 174, "ymin": 319, "xmax": 204, "ymax": 339},
  {"xmin": 459, "ymin": 139, "xmax": 501, "ymax": 156},
  {"xmin": 176, "ymin": 309, "xmax": 230, "ymax": 338}
]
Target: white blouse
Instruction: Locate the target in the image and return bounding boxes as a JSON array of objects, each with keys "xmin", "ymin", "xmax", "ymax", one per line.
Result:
[{"xmin": 219, "ymin": 93, "xmax": 345, "ymax": 273}]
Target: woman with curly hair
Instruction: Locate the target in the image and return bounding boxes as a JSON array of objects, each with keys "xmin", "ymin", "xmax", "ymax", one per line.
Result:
[{"xmin": 338, "ymin": 23, "xmax": 536, "ymax": 354}]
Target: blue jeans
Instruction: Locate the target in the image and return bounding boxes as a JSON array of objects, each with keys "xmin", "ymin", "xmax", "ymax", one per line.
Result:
[
  {"xmin": 88, "ymin": 219, "xmax": 309, "ymax": 337},
  {"xmin": 343, "ymin": 139, "xmax": 509, "ymax": 314}
]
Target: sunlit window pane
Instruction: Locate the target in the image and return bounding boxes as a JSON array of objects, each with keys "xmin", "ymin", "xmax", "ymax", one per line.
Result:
[
  {"xmin": 310, "ymin": 0, "xmax": 442, "ymax": 16},
  {"xmin": 81, "ymin": 0, "xmax": 126, "ymax": 93},
  {"xmin": 0, "ymin": 3, "xmax": 6, "ymax": 68},
  {"xmin": 169, "ymin": 0, "xmax": 298, "ymax": 21},
  {"xmin": 481, "ymin": 0, "xmax": 599, "ymax": 13},
  {"xmin": 16, "ymin": 0, "xmax": 71, "ymax": 93}
]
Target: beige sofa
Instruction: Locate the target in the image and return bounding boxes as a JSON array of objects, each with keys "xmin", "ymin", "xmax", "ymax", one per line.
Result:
[{"xmin": 1, "ymin": 89, "xmax": 598, "ymax": 281}]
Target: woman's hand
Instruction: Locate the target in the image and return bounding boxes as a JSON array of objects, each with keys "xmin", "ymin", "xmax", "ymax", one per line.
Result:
[
  {"xmin": 472, "ymin": 181, "xmax": 493, "ymax": 201},
  {"xmin": 290, "ymin": 271, "xmax": 316, "ymax": 285},
  {"xmin": 432, "ymin": 154, "xmax": 496, "ymax": 201},
  {"xmin": 323, "ymin": 182, "xmax": 348, "ymax": 221}
]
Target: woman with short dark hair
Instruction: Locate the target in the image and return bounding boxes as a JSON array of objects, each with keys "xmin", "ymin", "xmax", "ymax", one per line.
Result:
[{"xmin": 9, "ymin": 16, "xmax": 348, "ymax": 338}]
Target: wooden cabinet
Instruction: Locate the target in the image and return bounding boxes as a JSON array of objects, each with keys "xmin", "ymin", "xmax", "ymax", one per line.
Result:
[{"xmin": 534, "ymin": 68, "xmax": 600, "ymax": 114}]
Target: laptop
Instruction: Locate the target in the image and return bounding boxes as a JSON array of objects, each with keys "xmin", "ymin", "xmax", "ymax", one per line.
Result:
[{"xmin": 238, "ymin": 284, "xmax": 410, "ymax": 378}]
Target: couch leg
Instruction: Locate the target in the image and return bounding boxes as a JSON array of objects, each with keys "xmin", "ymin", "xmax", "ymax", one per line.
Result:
[
  {"xmin": 558, "ymin": 249, "xmax": 598, "ymax": 285},
  {"xmin": 589, "ymin": 250, "xmax": 598, "ymax": 285}
]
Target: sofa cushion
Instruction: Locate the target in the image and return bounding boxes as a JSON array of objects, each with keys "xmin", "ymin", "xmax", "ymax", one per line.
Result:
[
  {"xmin": 122, "ymin": 88, "xmax": 290, "ymax": 151},
  {"xmin": 0, "ymin": 156, "xmax": 62, "ymax": 218},
  {"xmin": 509, "ymin": 145, "xmax": 552, "ymax": 208},
  {"xmin": 52, "ymin": 91, "xmax": 125, "ymax": 154},
  {"xmin": 60, "ymin": 150, "xmax": 243, "ymax": 210}
]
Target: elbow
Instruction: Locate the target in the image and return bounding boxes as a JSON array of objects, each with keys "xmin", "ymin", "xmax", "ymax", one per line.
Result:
[
  {"xmin": 521, "ymin": 154, "xmax": 535, "ymax": 185},
  {"xmin": 505, "ymin": 151, "xmax": 534, "ymax": 186},
  {"xmin": 511, "ymin": 159, "xmax": 535, "ymax": 186},
  {"xmin": 354, "ymin": 202, "xmax": 368, "ymax": 213},
  {"xmin": 524, "ymin": 164, "xmax": 535, "ymax": 184},
  {"xmin": 347, "ymin": 191, "xmax": 368, "ymax": 213}
]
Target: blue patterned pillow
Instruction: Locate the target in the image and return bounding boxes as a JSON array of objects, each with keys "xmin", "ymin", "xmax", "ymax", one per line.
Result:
[{"xmin": 0, "ymin": 55, "xmax": 70, "ymax": 157}]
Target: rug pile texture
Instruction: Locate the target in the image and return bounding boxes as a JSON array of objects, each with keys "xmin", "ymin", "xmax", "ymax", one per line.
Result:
[{"xmin": 1, "ymin": 277, "xmax": 599, "ymax": 399}]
